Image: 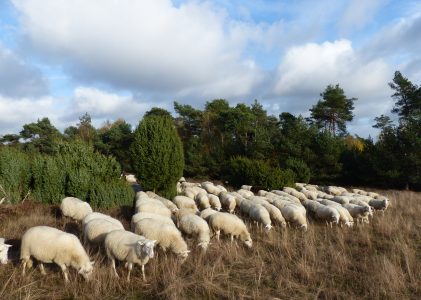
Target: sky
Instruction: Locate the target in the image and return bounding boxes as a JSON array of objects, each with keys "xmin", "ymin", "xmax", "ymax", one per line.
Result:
[{"xmin": 0, "ymin": 0, "xmax": 420, "ymax": 137}]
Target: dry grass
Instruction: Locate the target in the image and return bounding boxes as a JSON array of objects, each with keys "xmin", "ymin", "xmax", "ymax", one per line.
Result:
[{"xmin": 0, "ymin": 189, "xmax": 420, "ymax": 300}]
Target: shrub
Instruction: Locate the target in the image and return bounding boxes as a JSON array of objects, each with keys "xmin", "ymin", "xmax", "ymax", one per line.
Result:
[
  {"xmin": 89, "ymin": 179, "xmax": 134, "ymax": 209},
  {"xmin": 225, "ymin": 156, "xmax": 294, "ymax": 190},
  {"xmin": 31, "ymin": 155, "xmax": 65, "ymax": 203},
  {"xmin": 0, "ymin": 147, "xmax": 31, "ymax": 203},
  {"xmin": 130, "ymin": 114, "xmax": 184, "ymax": 198},
  {"xmin": 285, "ymin": 158, "xmax": 311, "ymax": 183}
]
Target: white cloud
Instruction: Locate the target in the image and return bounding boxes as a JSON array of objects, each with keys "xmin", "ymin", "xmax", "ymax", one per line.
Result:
[
  {"xmin": 12, "ymin": 0, "xmax": 265, "ymax": 99},
  {"xmin": 338, "ymin": 0, "xmax": 386, "ymax": 34},
  {"xmin": 0, "ymin": 43, "xmax": 47, "ymax": 97}
]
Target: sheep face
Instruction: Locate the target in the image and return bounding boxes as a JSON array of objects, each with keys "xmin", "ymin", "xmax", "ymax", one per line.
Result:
[
  {"xmin": 0, "ymin": 243, "xmax": 12, "ymax": 264},
  {"xmin": 177, "ymin": 250, "xmax": 190, "ymax": 262},
  {"xmin": 198, "ymin": 241, "xmax": 209, "ymax": 251},
  {"xmin": 78, "ymin": 261, "xmax": 95, "ymax": 281},
  {"xmin": 264, "ymin": 224, "xmax": 272, "ymax": 231},
  {"xmin": 136, "ymin": 240, "xmax": 156, "ymax": 259}
]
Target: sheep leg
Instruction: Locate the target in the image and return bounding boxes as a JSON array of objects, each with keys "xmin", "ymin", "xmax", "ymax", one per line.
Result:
[
  {"xmin": 59, "ymin": 264, "xmax": 69, "ymax": 283},
  {"xmin": 22, "ymin": 260, "xmax": 28, "ymax": 276},
  {"xmin": 216, "ymin": 230, "xmax": 220, "ymax": 241},
  {"xmin": 39, "ymin": 263, "xmax": 46, "ymax": 275},
  {"xmin": 126, "ymin": 263, "xmax": 133, "ymax": 282},
  {"xmin": 110, "ymin": 258, "xmax": 119, "ymax": 278},
  {"xmin": 142, "ymin": 264, "xmax": 146, "ymax": 281},
  {"xmin": 230, "ymin": 235, "xmax": 234, "ymax": 242}
]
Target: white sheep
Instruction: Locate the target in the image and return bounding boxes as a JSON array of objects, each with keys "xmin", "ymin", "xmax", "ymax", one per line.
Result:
[
  {"xmin": 134, "ymin": 218, "xmax": 190, "ymax": 260},
  {"xmin": 20, "ymin": 226, "xmax": 94, "ymax": 282},
  {"xmin": 201, "ymin": 183, "xmax": 223, "ymax": 196},
  {"xmin": 300, "ymin": 188, "xmax": 318, "ymax": 200},
  {"xmin": 131, "ymin": 212, "xmax": 175, "ymax": 231},
  {"xmin": 331, "ymin": 196, "xmax": 352, "ymax": 205},
  {"xmin": 0, "ymin": 238, "xmax": 12, "ymax": 265},
  {"xmin": 82, "ymin": 212, "xmax": 124, "ymax": 229},
  {"xmin": 219, "ymin": 192, "xmax": 236, "ymax": 213},
  {"xmin": 83, "ymin": 218, "xmax": 124, "ymax": 245},
  {"xmin": 369, "ymin": 198, "xmax": 389, "ymax": 212},
  {"xmin": 249, "ymin": 204, "xmax": 272, "ymax": 231},
  {"xmin": 104, "ymin": 230, "xmax": 156, "ymax": 282},
  {"xmin": 173, "ymin": 195, "xmax": 199, "ymax": 211},
  {"xmin": 247, "ymin": 196, "xmax": 286, "ymax": 228},
  {"xmin": 200, "ymin": 208, "xmax": 218, "ymax": 221},
  {"xmin": 311, "ymin": 203, "xmax": 340, "ymax": 227},
  {"xmin": 207, "ymin": 194, "xmax": 222, "ymax": 211},
  {"xmin": 216, "ymin": 185, "xmax": 227, "ymax": 192},
  {"xmin": 271, "ymin": 190, "xmax": 302, "ymax": 204},
  {"xmin": 319, "ymin": 199, "xmax": 354, "ymax": 227},
  {"xmin": 241, "ymin": 185, "xmax": 253, "ymax": 191},
  {"xmin": 208, "ymin": 212, "xmax": 252, "ymax": 247},
  {"xmin": 60, "ymin": 197, "xmax": 93, "ymax": 221},
  {"xmin": 124, "ymin": 174, "xmax": 137, "ymax": 184},
  {"xmin": 195, "ymin": 192, "xmax": 211, "ymax": 210},
  {"xmin": 136, "ymin": 200, "xmax": 172, "ymax": 218},
  {"xmin": 146, "ymin": 192, "xmax": 179, "ymax": 213},
  {"xmin": 278, "ymin": 204, "xmax": 308, "ymax": 231},
  {"xmin": 283, "ymin": 187, "xmax": 307, "ymax": 202},
  {"xmin": 343, "ymin": 204, "xmax": 371, "ymax": 224},
  {"xmin": 178, "ymin": 213, "xmax": 211, "ymax": 250},
  {"xmin": 236, "ymin": 189, "xmax": 254, "ymax": 198}
]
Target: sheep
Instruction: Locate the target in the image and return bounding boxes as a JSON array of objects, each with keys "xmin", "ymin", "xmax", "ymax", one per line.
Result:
[
  {"xmin": 131, "ymin": 212, "xmax": 175, "ymax": 231},
  {"xmin": 352, "ymin": 188, "xmax": 368, "ymax": 195},
  {"xmin": 201, "ymin": 183, "xmax": 223, "ymax": 196},
  {"xmin": 271, "ymin": 190, "xmax": 302, "ymax": 204},
  {"xmin": 173, "ymin": 196, "xmax": 198, "ymax": 211},
  {"xmin": 179, "ymin": 177, "xmax": 186, "ymax": 183},
  {"xmin": 134, "ymin": 218, "xmax": 190, "ymax": 261},
  {"xmin": 195, "ymin": 192, "xmax": 211, "ymax": 210},
  {"xmin": 331, "ymin": 196, "xmax": 352, "ymax": 205},
  {"xmin": 248, "ymin": 204, "xmax": 272, "ymax": 231},
  {"xmin": 60, "ymin": 197, "xmax": 93, "ymax": 221},
  {"xmin": 104, "ymin": 230, "xmax": 155, "ymax": 282},
  {"xmin": 278, "ymin": 204, "xmax": 308, "ymax": 231},
  {"xmin": 247, "ymin": 196, "xmax": 286, "ymax": 228},
  {"xmin": 20, "ymin": 226, "xmax": 94, "ymax": 282},
  {"xmin": 367, "ymin": 192, "xmax": 380, "ymax": 198},
  {"xmin": 241, "ymin": 185, "xmax": 253, "ymax": 191},
  {"xmin": 236, "ymin": 189, "xmax": 254, "ymax": 198},
  {"xmin": 200, "ymin": 208, "xmax": 218, "ymax": 221},
  {"xmin": 369, "ymin": 198, "xmax": 389, "ymax": 212},
  {"xmin": 343, "ymin": 204, "xmax": 371, "ymax": 224},
  {"xmin": 83, "ymin": 218, "xmax": 124, "ymax": 245},
  {"xmin": 145, "ymin": 192, "xmax": 179, "ymax": 213},
  {"xmin": 136, "ymin": 200, "xmax": 172, "ymax": 218},
  {"xmin": 304, "ymin": 184, "xmax": 319, "ymax": 192},
  {"xmin": 324, "ymin": 186, "xmax": 343, "ymax": 196},
  {"xmin": 219, "ymin": 192, "xmax": 237, "ymax": 213},
  {"xmin": 82, "ymin": 212, "xmax": 124, "ymax": 229},
  {"xmin": 300, "ymin": 188, "xmax": 318, "ymax": 200},
  {"xmin": 124, "ymin": 174, "xmax": 137, "ymax": 184},
  {"xmin": 313, "ymin": 205, "xmax": 340, "ymax": 227},
  {"xmin": 0, "ymin": 238, "xmax": 12, "ymax": 265},
  {"xmin": 178, "ymin": 213, "xmax": 211, "ymax": 250},
  {"xmin": 207, "ymin": 194, "xmax": 222, "ymax": 211},
  {"xmin": 283, "ymin": 187, "xmax": 307, "ymax": 202},
  {"xmin": 181, "ymin": 181, "xmax": 201, "ymax": 189},
  {"xmin": 319, "ymin": 199, "xmax": 354, "ymax": 227},
  {"xmin": 216, "ymin": 185, "xmax": 227, "ymax": 192},
  {"xmin": 208, "ymin": 212, "xmax": 252, "ymax": 247}
]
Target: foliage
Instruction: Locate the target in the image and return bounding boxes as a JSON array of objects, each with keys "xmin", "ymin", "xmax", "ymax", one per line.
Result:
[
  {"xmin": 225, "ymin": 156, "xmax": 294, "ymax": 190},
  {"xmin": 19, "ymin": 117, "xmax": 62, "ymax": 154},
  {"xmin": 89, "ymin": 178, "xmax": 134, "ymax": 209},
  {"xmin": 0, "ymin": 147, "xmax": 31, "ymax": 203},
  {"xmin": 130, "ymin": 112, "xmax": 184, "ymax": 198},
  {"xmin": 310, "ymin": 84, "xmax": 356, "ymax": 136},
  {"xmin": 284, "ymin": 158, "xmax": 311, "ymax": 183}
]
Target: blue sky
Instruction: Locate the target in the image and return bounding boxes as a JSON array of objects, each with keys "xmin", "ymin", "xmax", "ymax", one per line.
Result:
[{"xmin": 0, "ymin": 0, "xmax": 420, "ymax": 137}]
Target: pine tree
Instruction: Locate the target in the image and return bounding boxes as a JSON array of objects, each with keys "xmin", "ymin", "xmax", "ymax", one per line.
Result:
[{"xmin": 130, "ymin": 112, "xmax": 184, "ymax": 198}]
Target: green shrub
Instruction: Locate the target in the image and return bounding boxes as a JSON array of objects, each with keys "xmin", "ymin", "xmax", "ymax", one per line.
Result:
[
  {"xmin": 130, "ymin": 114, "xmax": 184, "ymax": 195},
  {"xmin": 285, "ymin": 158, "xmax": 311, "ymax": 183},
  {"xmin": 31, "ymin": 155, "xmax": 65, "ymax": 203},
  {"xmin": 226, "ymin": 156, "xmax": 294, "ymax": 190},
  {"xmin": 0, "ymin": 147, "xmax": 31, "ymax": 203},
  {"xmin": 89, "ymin": 179, "xmax": 134, "ymax": 209}
]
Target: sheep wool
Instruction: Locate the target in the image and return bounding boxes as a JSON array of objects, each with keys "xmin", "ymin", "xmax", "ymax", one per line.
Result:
[
  {"xmin": 208, "ymin": 212, "xmax": 252, "ymax": 248},
  {"xmin": 83, "ymin": 218, "xmax": 124, "ymax": 245},
  {"xmin": 0, "ymin": 238, "xmax": 12, "ymax": 265},
  {"xmin": 131, "ymin": 212, "xmax": 175, "ymax": 231},
  {"xmin": 60, "ymin": 197, "xmax": 93, "ymax": 221},
  {"xmin": 178, "ymin": 214, "xmax": 211, "ymax": 250},
  {"xmin": 173, "ymin": 196, "xmax": 198, "ymax": 211},
  {"xmin": 82, "ymin": 212, "xmax": 124, "ymax": 229},
  {"xmin": 207, "ymin": 194, "xmax": 222, "ymax": 211},
  {"xmin": 20, "ymin": 226, "xmax": 94, "ymax": 282},
  {"xmin": 104, "ymin": 230, "xmax": 156, "ymax": 282}
]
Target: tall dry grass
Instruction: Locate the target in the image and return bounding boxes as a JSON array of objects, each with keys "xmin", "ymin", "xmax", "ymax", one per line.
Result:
[{"xmin": 0, "ymin": 190, "xmax": 420, "ymax": 299}]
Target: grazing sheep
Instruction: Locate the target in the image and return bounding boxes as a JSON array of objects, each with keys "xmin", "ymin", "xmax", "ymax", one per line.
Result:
[
  {"xmin": 200, "ymin": 208, "xmax": 218, "ymax": 221},
  {"xmin": 271, "ymin": 190, "xmax": 301, "ymax": 204},
  {"xmin": 104, "ymin": 230, "xmax": 156, "ymax": 282},
  {"xmin": 201, "ymin": 183, "xmax": 223, "ymax": 196},
  {"xmin": 349, "ymin": 198, "xmax": 373, "ymax": 217},
  {"xmin": 331, "ymin": 196, "xmax": 352, "ymax": 205},
  {"xmin": 278, "ymin": 204, "xmax": 308, "ymax": 231},
  {"xmin": 352, "ymin": 188, "xmax": 368, "ymax": 195},
  {"xmin": 82, "ymin": 212, "xmax": 124, "ymax": 229},
  {"xmin": 236, "ymin": 189, "xmax": 254, "ymax": 198},
  {"xmin": 145, "ymin": 192, "xmax": 179, "ymax": 213},
  {"xmin": 0, "ymin": 238, "xmax": 12, "ymax": 265},
  {"xmin": 207, "ymin": 194, "xmax": 222, "ymax": 211},
  {"xmin": 20, "ymin": 226, "xmax": 94, "ymax": 282},
  {"xmin": 134, "ymin": 218, "xmax": 190, "ymax": 261},
  {"xmin": 178, "ymin": 213, "xmax": 211, "ymax": 250},
  {"xmin": 300, "ymin": 188, "xmax": 318, "ymax": 200},
  {"xmin": 136, "ymin": 200, "xmax": 172, "ymax": 218},
  {"xmin": 308, "ymin": 203, "xmax": 340, "ymax": 227},
  {"xmin": 219, "ymin": 192, "xmax": 237, "ymax": 213},
  {"xmin": 131, "ymin": 212, "xmax": 175, "ymax": 231},
  {"xmin": 369, "ymin": 198, "xmax": 389, "ymax": 212},
  {"xmin": 208, "ymin": 212, "xmax": 252, "ymax": 248},
  {"xmin": 249, "ymin": 204, "xmax": 272, "ymax": 231},
  {"xmin": 319, "ymin": 199, "xmax": 354, "ymax": 227},
  {"xmin": 343, "ymin": 204, "xmax": 371, "ymax": 224},
  {"xmin": 83, "ymin": 218, "xmax": 124, "ymax": 245},
  {"xmin": 173, "ymin": 196, "xmax": 198, "ymax": 211},
  {"xmin": 60, "ymin": 197, "xmax": 93, "ymax": 221},
  {"xmin": 195, "ymin": 192, "xmax": 211, "ymax": 210},
  {"xmin": 241, "ymin": 185, "xmax": 253, "ymax": 191},
  {"xmin": 216, "ymin": 185, "xmax": 227, "ymax": 192},
  {"xmin": 304, "ymin": 184, "xmax": 319, "ymax": 192},
  {"xmin": 247, "ymin": 196, "xmax": 286, "ymax": 228},
  {"xmin": 181, "ymin": 181, "xmax": 201, "ymax": 189},
  {"xmin": 183, "ymin": 188, "xmax": 197, "ymax": 199}
]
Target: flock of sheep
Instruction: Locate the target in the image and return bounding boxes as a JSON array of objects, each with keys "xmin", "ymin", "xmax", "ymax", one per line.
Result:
[{"xmin": 0, "ymin": 178, "xmax": 390, "ymax": 283}]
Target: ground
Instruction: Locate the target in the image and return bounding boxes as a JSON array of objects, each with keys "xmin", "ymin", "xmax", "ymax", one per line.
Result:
[{"xmin": 0, "ymin": 189, "xmax": 420, "ymax": 299}]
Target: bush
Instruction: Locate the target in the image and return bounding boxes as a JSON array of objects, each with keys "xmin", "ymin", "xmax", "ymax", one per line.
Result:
[
  {"xmin": 89, "ymin": 179, "xmax": 134, "ymax": 209},
  {"xmin": 225, "ymin": 156, "xmax": 294, "ymax": 190},
  {"xmin": 31, "ymin": 155, "xmax": 65, "ymax": 203},
  {"xmin": 0, "ymin": 147, "xmax": 31, "ymax": 203},
  {"xmin": 284, "ymin": 158, "xmax": 311, "ymax": 183},
  {"xmin": 130, "ymin": 114, "xmax": 184, "ymax": 197}
]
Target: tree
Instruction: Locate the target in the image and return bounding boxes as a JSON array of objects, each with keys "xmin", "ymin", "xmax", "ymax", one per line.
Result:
[
  {"xmin": 130, "ymin": 111, "xmax": 184, "ymax": 198},
  {"xmin": 310, "ymin": 84, "xmax": 356, "ymax": 136},
  {"xmin": 19, "ymin": 117, "xmax": 62, "ymax": 154}
]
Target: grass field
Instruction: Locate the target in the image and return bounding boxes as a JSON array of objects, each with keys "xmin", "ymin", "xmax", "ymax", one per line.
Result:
[{"xmin": 0, "ymin": 189, "xmax": 420, "ymax": 299}]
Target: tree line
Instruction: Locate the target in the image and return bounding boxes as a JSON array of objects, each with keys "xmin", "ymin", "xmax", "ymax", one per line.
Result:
[{"xmin": 0, "ymin": 70, "xmax": 420, "ymax": 202}]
